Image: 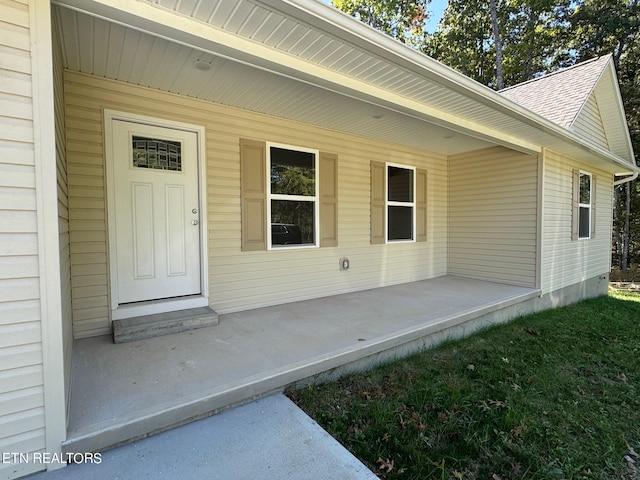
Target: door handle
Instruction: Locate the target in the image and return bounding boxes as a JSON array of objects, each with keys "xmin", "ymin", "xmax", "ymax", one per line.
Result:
[{"xmin": 192, "ymin": 219, "xmax": 199, "ymax": 225}]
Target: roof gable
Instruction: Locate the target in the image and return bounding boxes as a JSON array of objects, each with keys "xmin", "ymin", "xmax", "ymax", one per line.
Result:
[{"xmin": 499, "ymin": 55, "xmax": 634, "ymax": 163}]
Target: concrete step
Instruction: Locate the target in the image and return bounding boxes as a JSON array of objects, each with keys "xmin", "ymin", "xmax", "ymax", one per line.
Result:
[{"xmin": 113, "ymin": 307, "xmax": 218, "ymax": 343}]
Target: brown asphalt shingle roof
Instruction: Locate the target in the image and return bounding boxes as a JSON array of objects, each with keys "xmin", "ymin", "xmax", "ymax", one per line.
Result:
[{"xmin": 499, "ymin": 55, "xmax": 611, "ymax": 129}]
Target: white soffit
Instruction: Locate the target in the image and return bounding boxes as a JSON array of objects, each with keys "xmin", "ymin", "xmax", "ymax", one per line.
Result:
[{"xmin": 53, "ymin": 0, "xmax": 637, "ymax": 172}]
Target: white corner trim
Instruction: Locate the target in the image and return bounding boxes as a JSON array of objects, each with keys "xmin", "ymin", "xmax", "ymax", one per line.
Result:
[
  {"xmin": 31, "ymin": 0, "xmax": 67, "ymax": 469},
  {"xmin": 536, "ymin": 150, "xmax": 545, "ymax": 291}
]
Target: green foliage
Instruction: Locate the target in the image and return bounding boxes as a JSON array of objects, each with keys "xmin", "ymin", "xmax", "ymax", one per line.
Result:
[
  {"xmin": 423, "ymin": 0, "xmax": 573, "ymax": 88},
  {"xmin": 332, "ymin": 0, "xmax": 430, "ymax": 44},
  {"xmin": 289, "ymin": 293, "xmax": 640, "ymax": 479},
  {"xmin": 610, "ymin": 264, "xmax": 640, "ymax": 282},
  {"xmin": 502, "ymin": 0, "xmax": 573, "ymax": 83},
  {"xmin": 568, "ymin": 0, "xmax": 640, "ymax": 64},
  {"xmin": 270, "ymin": 165, "xmax": 316, "ymax": 243},
  {"xmin": 424, "ymin": 0, "xmax": 498, "ymax": 86}
]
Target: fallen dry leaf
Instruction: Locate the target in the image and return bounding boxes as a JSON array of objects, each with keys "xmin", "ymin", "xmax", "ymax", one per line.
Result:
[
  {"xmin": 376, "ymin": 457, "xmax": 394, "ymax": 473},
  {"xmin": 623, "ymin": 435, "xmax": 639, "ymax": 458}
]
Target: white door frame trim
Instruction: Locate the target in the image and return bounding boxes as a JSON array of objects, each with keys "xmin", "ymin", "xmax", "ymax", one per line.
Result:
[{"xmin": 104, "ymin": 109, "xmax": 209, "ymax": 320}]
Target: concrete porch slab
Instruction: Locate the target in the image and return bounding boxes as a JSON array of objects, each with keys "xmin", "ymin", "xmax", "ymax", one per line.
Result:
[{"xmin": 65, "ymin": 276, "xmax": 540, "ymax": 455}]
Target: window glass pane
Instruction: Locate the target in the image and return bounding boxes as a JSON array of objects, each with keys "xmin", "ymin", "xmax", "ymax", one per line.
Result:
[
  {"xmin": 132, "ymin": 136, "xmax": 182, "ymax": 171},
  {"xmin": 388, "ymin": 166, "xmax": 413, "ymax": 202},
  {"xmin": 270, "ymin": 147, "xmax": 315, "ymax": 196},
  {"xmin": 579, "ymin": 173, "xmax": 591, "ymax": 204},
  {"xmin": 579, "ymin": 206, "xmax": 590, "ymax": 238},
  {"xmin": 271, "ymin": 200, "xmax": 315, "ymax": 245},
  {"xmin": 388, "ymin": 206, "xmax": 413, "ymax": 241}
]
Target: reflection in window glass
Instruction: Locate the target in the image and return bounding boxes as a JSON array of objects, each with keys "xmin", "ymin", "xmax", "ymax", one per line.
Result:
[
  {"xmin": 270, "ymin": 147, "xmax": 315, "ymax": 196},
  {"xmin": 579, "ymin": 172, "xmax": 591, "ymax": 239},
  {"xmin": 579, "ymin": 173, "xmax": 591, "ymax": 205},
  {"xmin": 387, "ymin": 165, "xmax": 415, "ymax": 242},
  {"xmin": 132, "ymin": 136, "xmax": 182, "ymax": 171},
  {"xmin": 268, "ymin": 145, "xmax": 318, "ymax": 248},
  {"xmin": 388, "ymin": 166, "xmax": 413, "ymax": 202},
  {"xmin": 271, "ymin": 200, "xmax": 314, "ymax": 245},
  {"xmin": 388, "ymin": 205, "xmax": 413, "ymax": 241},
  {"xmin": 579, "ymin": 207, "xmax": 590, "ymax": 239}
]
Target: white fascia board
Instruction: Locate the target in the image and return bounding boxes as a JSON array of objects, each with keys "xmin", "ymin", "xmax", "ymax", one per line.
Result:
[
  {"xmin": 596, "ymin": 64, "xmax": 635, "ymax": 162},
  {"xmin": 568, "ymin": 58, "xmax": 635, "ymax": 163}
]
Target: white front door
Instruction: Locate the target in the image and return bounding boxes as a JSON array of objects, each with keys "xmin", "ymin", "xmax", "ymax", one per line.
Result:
[{"xmin": 111, "ymin": 120, "xmax": 201, "ymax": 305}]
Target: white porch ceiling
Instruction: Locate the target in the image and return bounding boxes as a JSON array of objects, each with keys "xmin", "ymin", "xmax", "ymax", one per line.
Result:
[
  {"xmin": 54, "ymin": 5, "xmax": 493, "ymax": 156},
  {"xmin": 52, "ymin": 0, "xmax": 636, "ymax": 172}
]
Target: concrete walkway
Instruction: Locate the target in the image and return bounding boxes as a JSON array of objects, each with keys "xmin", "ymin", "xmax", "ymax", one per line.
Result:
[{"xmin": 27, "ymin": 393, "xmax": 377, "ymax": 480}]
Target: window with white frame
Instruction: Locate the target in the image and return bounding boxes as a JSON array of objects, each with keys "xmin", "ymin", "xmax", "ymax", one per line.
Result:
[
  {"xmin": 578, "ymin": 172, "xmax": 591, "ymax": 239},
  {"xmin": 267, "ymin": 143, "xmax": 319, "ymax": 248},
  {"xmin": 387, "ymin": 164, "xmax": 415, "ymax": 242}
]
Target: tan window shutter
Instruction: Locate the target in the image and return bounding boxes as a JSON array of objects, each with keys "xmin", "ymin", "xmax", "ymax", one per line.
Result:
[
  {"xmin": 370, "ymin": 160, "xmax": 386, "ymax": 244},
  {"xmin": 416, "ymin": 168, "xmax": 428, "ymax": 242},
  {"xmin": 590, "ymin": 175, "xmax": 596, "ymax": 239},
  {"xmin": 571, "ymin": 169, "xmax": 579, "ymax": 241},
  {"xmin": 240, "ymin": 139, "xmax": 267, "ymax": 251},
  {"xmin": 319, "ymin": 152, "xmax": 338, "ymax": 247}
]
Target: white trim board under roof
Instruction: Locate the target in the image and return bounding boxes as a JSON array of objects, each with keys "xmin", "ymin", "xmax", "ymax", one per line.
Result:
[{"xmin": 53, "ymin": 0, "xmax": 637, "ymax": 175}]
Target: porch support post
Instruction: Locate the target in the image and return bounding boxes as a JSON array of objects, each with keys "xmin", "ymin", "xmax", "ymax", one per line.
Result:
[
  {"xmin": 535, "ymin": 149, "xmax": 545, "ymax": 291},
  {"xmin": 31, "ymin": 0, "xmax": 67, "ymax": 469}
]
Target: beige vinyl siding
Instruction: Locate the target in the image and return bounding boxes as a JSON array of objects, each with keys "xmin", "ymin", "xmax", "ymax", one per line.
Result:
[
  {"xmin": 572, "ymin": 95, "xmax": 609, "ymax": 150},
  {"xmin": 448, "ymin": 147, "xmax": 538, "ymax": 288},
  {"xmin": 65, "ymin": 83, "xmax": 109, "ymax": 337},
  {"xmin": 52, "ymin": 8, "xmax": 72, "ymax": 411},
  {"xmin": 65, "ymin": 71, "xmax": 448, "ymax": 334},
  {"xmin": 541, "ymin": 150, "xmax": 613, "ymax": 294},
  {"xmin": 0, "ymin": 1, "xmax": 46, "ymax": 478}
]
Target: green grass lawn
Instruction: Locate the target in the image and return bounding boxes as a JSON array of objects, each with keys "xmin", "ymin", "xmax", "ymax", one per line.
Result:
[{"xmin": 287, "ymin": 291, "xmax": 640, "ymax": 480}]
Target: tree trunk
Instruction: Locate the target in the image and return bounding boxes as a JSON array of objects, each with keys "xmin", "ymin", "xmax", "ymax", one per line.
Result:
[
  {"xmin": 613, "ymin": 186, "xmax": 622, "ymax": 266},
  {"xmin": 489, "ymin": 0, "xmax": 504, "ymax": 89}
]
